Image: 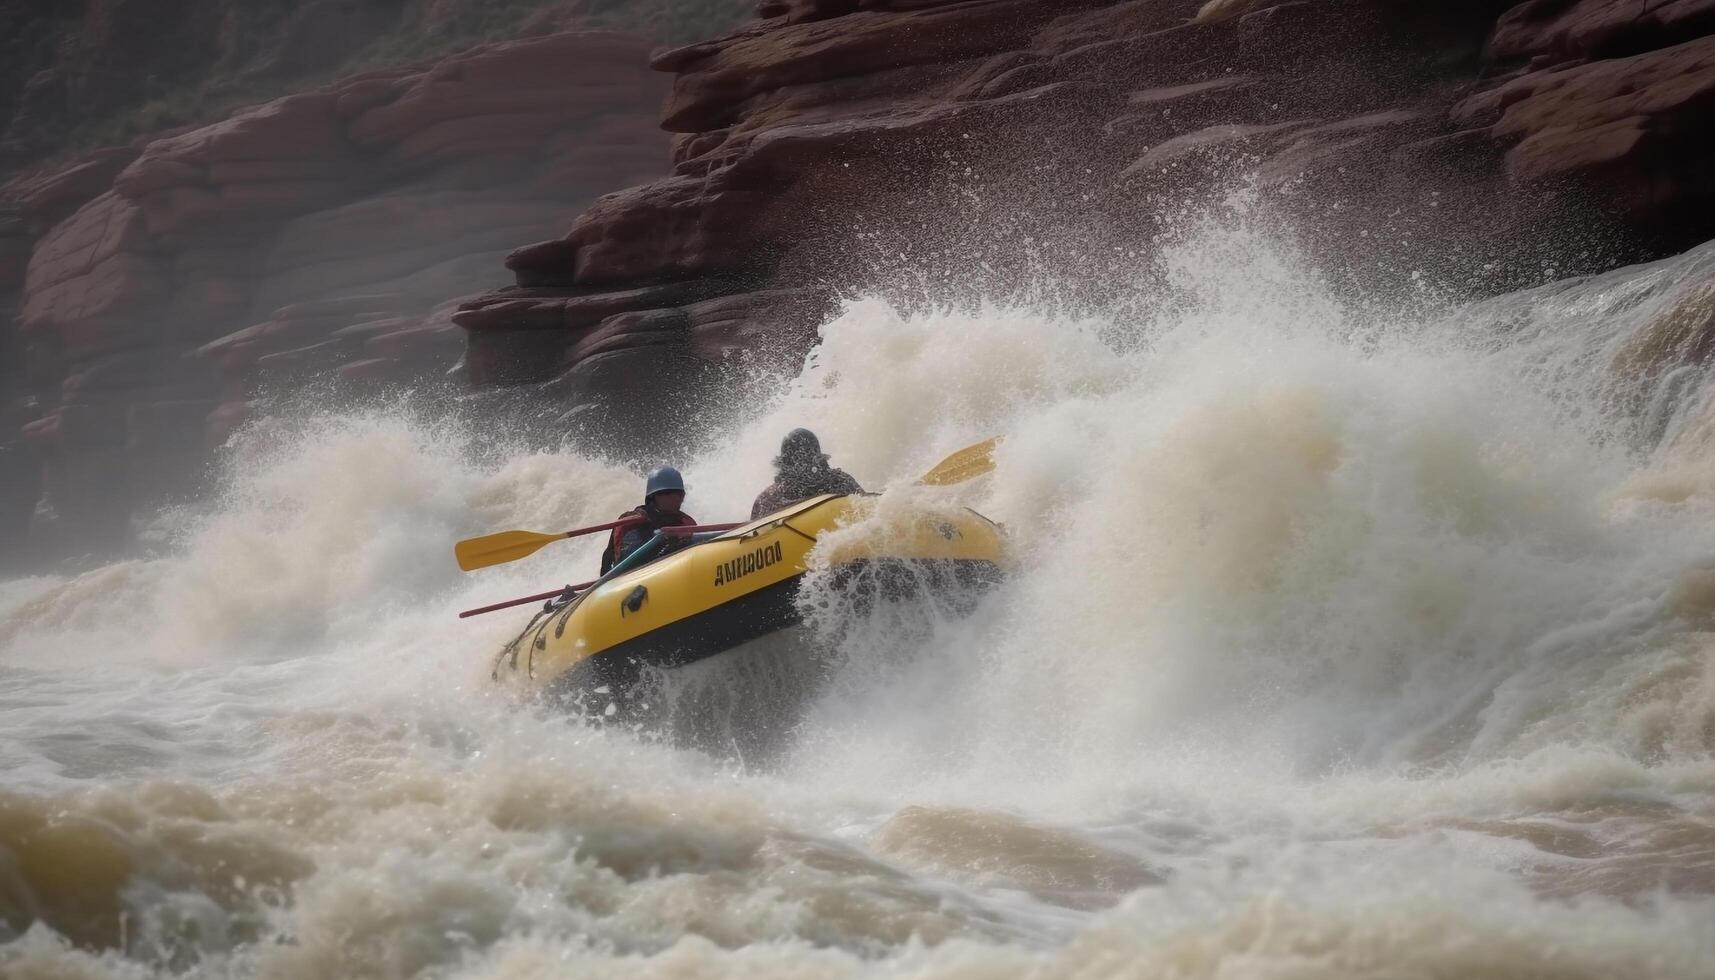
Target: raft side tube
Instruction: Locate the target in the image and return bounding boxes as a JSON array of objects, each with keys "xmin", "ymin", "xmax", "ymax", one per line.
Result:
[{"xmin": 505, "ymin": 495, "xmax": 1006, "ymax": 694}]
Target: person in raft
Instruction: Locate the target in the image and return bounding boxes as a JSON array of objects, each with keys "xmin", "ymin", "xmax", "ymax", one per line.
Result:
[
  {"xmin": 750, "ymin": 428, "xmax": 863, "ymax": 519},
  {"xmin": 602, "ymin": 465, "xmax": 699, "ymax": 574}
]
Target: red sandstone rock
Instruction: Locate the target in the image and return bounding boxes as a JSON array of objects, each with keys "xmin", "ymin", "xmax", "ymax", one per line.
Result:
[
  {"xmin": 16, "ymin": 0, "xmax": 1715, "ymax": 563},
  {"xmin": 260, "ymin": 193, "xmax": 561, "ymax": 282},
  {"xmin": 657, "ymin": 1, "xmax": 1071, "ymax": 133},
  {"xmin": 333, "ymin": 76, "xmax": 407, "ymax": 120},
  {"xmin": 562, "ymin": 178, "xmax": 774, "ymax": 286},
  {"xmin": 682, "ymin": 287, "xmax": 831, "ymax": 362},
  {"xmin": 757, "ymin": 0, "xmax": 857, "ymax": 24},
  {"xmin": 1455, "ymin": 33, "xmax": 1715, "ymax": 216},
  {"xmin": 10, "ymin": 29, "xmax": 671, "ymax": 554},
  {"xmin": 3, "ymin": 28, "xmax": 670, "ymax": 489},
  {"xmin": 449, "ymin": 0, "xmax": 1715, "ymax": 453},
  {"xmin": 455, "ymin": 278, "xmax": 729, "ymax": 332},
  {"xmin": 1492, "ymin": 0, "xmax": 1715, "ymax": 63},
  {"xmin": 0, "ymin": 147, "xmax": 140, "ymax": 231},
  {"xmin": 505, "ymin": 239, "xmax": 582, "ymax": 286},
  {"xmin": 347, "ymin": 32, "xmax": 664, "ymax": 156},
  {"xmin": 193, "ymin": 302, "xmax": 408, "ymax": 368},
  {"xmin": 565, "ymin": 307, "xmax": 692, "ymax": 362},
  {"xmin": 135, "ymin": 93, "xmax": 352, "ymax": 167},
  {"xmin": 20, "ymin": 193, "xmax": 170, "ymax": 361}
]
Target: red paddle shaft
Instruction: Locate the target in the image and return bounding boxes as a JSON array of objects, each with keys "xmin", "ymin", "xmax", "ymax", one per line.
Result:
[
  {"xmin": 458, "ymin": 583, "xmax": 595, "ymax": 618},
  {"xmin": 458, "ymin": 522, "xmax": 744, "ymax": 619},
  {"xmin": 559, "ymin": 516, "xmax": 646, "ymax": 539},
  {"xmin": 557, "ymin": 516, "xmax": 743, "ymax": 540},
  {"xmin": 663, "ymin": 522, "xmax": 743, "ymax": 535}
]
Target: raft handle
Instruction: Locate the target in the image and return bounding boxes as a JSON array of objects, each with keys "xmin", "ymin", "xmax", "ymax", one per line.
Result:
[{"xmin": 621, "ymin": 585, "xmax": 648, "ymax": 615}]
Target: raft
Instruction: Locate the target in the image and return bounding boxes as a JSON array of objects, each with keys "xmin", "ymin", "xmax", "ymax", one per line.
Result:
[{"xmin": 492, "ymin": 494, "xmax": 1006, "ymax": 713}]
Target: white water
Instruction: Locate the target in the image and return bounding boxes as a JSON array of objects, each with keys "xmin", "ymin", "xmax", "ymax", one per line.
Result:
[{"xmin": 5, "ymin": 221, "xmax": 1715, "ymax": 978}]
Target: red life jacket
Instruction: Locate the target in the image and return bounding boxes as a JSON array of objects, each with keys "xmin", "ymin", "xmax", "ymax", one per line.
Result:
[{"xmin": 606, "ymin": 505, "xmax": 697, "ymax": 569}]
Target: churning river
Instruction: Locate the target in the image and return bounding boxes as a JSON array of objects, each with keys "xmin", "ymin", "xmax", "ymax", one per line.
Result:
[{"xmin": 5, "ymin": 221, "xmax": 1715, "ymax": 978}]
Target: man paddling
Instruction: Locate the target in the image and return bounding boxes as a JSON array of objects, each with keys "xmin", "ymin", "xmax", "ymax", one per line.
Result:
[
  {"xmin": 604, "ymin": 465, "xmax": 699, "ymax": 574},
  {"xmin": 751, "ymin": 429, "xmax": 863, "ymax": 519}
]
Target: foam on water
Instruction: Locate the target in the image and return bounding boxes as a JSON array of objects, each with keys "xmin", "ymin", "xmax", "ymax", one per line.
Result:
[{"xmin": 5, "ymin": 220, "xmax": 1715, "ymax": 978}]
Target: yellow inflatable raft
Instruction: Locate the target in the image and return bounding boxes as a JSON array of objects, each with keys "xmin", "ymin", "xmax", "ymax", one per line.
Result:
[{"xmin": 490, "ymin": 494, "xmax": 1006, "ymax": 710}]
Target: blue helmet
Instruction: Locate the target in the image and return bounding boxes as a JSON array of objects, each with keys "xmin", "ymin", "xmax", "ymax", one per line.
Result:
[{"xmin": 645, "ymin": 465, "xmax": 685, "ymax": 498}]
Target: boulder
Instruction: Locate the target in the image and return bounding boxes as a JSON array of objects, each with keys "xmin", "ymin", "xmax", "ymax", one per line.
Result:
[
  {"xmin": 1491, "ymin": 0, "xmax": 1715, "ymax": 63},
  {"xmin": 0, "ymin": 146, "xmax": 140, "ymax": 231},
  {"xmin": 20, "ymin": 193, "xmax": 169, "ymax": 363},
  {"xmin": 449, "ymin": 0, "xmax": 1715, "ymax": 455},
  {"xmin": 1457, "ymin": 34, "xmax": 1715, "ymax": 223}
]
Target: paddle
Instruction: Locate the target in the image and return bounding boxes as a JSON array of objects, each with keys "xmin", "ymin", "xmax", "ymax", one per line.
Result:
[
  {"xmin": 459, "ymin": 582, "xmax": 594, "ymax": 619},
  {"xmin": 457, "ymin": 522, "xmax": 745, "ymax": 619},
  {"xmin": 454, "ymin": 439, "xmax": 998, "ymax": 620},
  {"xmin": 454, "ymin": 516, "xmax": 646, "ymax": 571},
  {"xmin": 917, "ymin": 436, "xmax": 1000, "ymax": 487},
  {"xmin": 454, "ymin": 436, "xmax": 998, "ymax": 574}
]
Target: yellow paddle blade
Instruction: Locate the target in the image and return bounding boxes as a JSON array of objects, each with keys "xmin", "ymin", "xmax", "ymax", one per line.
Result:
[
  {"xmin": 917, "ymin": 437, "xmax": 999, "ymax": 487},
  {"xmin": 454, "ymin": 529, "xmax": 565, "ymax": 571}
]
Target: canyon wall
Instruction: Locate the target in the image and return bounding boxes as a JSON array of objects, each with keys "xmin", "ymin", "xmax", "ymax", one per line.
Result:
[
  {"xmin": 453, "ymin": 0, "xmax": 1715, "ymax": 450},
  {"xmin": 8, "ymin": 0, "xmax": 1715, "ymax": 566},
  {"xmin": 0, "ymin": 30, "xmax": 671, "ymax": 563}
]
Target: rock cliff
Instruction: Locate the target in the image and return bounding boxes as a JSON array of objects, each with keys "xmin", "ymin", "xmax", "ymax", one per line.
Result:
[
  {"xmin": 0, "ymin": 30, "xmax": 670, "ymax": 563},
  {"xmin": 453, "ymin": 0, "xmax": 1715, "ymax": 452},
  {"xmin": 8, "ymin": 0, "xmax": 1715, "ymax": 566}
]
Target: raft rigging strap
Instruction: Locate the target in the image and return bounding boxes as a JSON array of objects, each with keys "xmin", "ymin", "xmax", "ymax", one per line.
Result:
[{"xmin": 491, "ymin": 584, "xmax": 580, "ymax": 679}]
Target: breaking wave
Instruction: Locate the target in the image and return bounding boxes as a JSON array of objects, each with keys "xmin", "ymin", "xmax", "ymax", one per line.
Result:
[{"xmin": 6, "ymin": 220, "xmax": 1715, "ymax": 977}]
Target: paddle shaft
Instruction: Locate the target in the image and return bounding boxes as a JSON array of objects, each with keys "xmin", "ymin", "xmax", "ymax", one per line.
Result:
[
  {"xmin": 458, "ymin": 522, "xmax": 744, "ymax": 619},
  {"xmin": 564, "ymin": 516, "xmax": 645, "ymax": 538},
  {"xmin": 664, "ymin": 522, "xmax": 743, "ymax": 535},
  {"xmin": 459, "ymin": 583, "xmax": 594, "ymax": 618},
  {"xmin": 459, "ymin": 438, "xmax": 994, "ymax": 571},
  {"xmin": 550, "ymin": 515, "xmax": 741, "ymax": 541}
]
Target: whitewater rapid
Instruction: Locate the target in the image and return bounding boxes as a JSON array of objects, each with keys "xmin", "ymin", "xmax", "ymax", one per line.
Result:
[{"xmin": 4, "ymin": 222, "xmax": 1715, "ymax": 978}]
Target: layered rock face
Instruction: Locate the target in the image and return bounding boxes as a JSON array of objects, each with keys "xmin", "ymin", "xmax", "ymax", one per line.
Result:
[
  {"xmin": 0, "ymin": 31, "xmax": 669, "ymax": 563},
  {"xmin": 9, "ymin": 1, "xmax": 1715, "ymax": 565},
  {"xmin": 455, "ymin": 0, "xmax": 1715, "ymax": 450},
  {"xmin": 0, "ymin": 0, "xmax": 752, "ymax": 167}
]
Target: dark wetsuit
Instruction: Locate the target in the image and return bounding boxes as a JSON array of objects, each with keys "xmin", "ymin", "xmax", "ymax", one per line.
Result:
[
  {"xmin": 750, "ymin": 463, "xmax": 863, "ymax": 519},
  {"xmin": 603, "ymin": 502, "xmax": 698, "ymax": 574}
]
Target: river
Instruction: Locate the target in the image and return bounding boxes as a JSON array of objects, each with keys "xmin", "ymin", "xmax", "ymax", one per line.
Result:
[{"xmin": 4, "ymin": 219, "xmax": 1715, "ymax": 978}]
